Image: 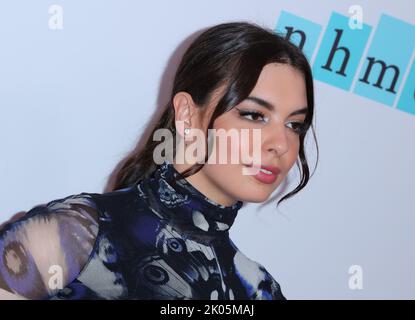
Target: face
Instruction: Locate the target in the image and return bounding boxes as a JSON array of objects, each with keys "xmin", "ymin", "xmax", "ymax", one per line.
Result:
[{"xmin": 173, "ymin": 62, "xmax": 308, "ymax": 206}]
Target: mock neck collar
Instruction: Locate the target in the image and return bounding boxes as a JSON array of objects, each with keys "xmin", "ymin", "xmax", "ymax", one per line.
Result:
[{"xmin": 137, "ymin": 160, "xmax": 243, "ymax": 242}]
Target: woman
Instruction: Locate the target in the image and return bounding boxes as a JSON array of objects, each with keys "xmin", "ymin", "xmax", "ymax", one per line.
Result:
[{"xmin": 0, "ymin": 21, "xmax": 317, "ymax": 300}]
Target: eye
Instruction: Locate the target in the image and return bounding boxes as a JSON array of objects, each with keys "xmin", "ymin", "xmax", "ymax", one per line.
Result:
[
  {"xmin": 286, "ymin": 121, "xmax": 307, "ymax": 134},
  {"xmin": 236, "ymin": 108, "xmax": 268, "ymax": 123}
]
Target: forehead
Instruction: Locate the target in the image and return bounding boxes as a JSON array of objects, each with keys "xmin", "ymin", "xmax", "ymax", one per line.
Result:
[{"xmin": 249, "ymin": 63, "xmax": 307, "ymax": 113}]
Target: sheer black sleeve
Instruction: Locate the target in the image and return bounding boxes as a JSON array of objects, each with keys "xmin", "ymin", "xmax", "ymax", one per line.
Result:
[{"xmin": 0, "ymin": 193, "xmax": 99, "ymax": 299}]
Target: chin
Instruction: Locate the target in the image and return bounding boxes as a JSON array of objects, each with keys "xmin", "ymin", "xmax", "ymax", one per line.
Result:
[{"xmin": 239, "ymin": 192, "xmax": 271, "ymax": 204}]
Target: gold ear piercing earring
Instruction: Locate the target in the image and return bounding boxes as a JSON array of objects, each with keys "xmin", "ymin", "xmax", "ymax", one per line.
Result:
[{"xmin": 184, "ymin": 119, "xmax": 191, "ymax": 135}]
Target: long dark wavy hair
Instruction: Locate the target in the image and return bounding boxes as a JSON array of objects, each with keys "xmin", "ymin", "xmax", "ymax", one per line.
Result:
[{"xmin": 110, "ymin": 21, "xmax": 319, "ymax": 207}]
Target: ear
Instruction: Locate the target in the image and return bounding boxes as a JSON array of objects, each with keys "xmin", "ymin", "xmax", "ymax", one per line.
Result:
[{"xmin": 172, "ymin": 91, "xmax": 198, "ymax": 138}]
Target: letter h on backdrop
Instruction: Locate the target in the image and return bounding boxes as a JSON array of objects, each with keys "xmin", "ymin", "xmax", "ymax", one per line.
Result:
[{"xmin": 275, "ymin": 10, "xmax": 415, "ymax": 116}]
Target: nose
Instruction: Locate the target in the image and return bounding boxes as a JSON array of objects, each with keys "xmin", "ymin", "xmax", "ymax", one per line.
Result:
[{"xmin": 263, "ymin": 124, "xmax": 289, "ymax": 157}]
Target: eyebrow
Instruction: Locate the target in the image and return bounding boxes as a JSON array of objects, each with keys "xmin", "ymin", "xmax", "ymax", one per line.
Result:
[{"xmin": 244, "ymin": 96, "xmax": 308, "ymax": 116}]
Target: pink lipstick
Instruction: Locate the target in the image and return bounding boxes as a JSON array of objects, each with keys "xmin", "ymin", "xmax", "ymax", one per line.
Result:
[{"xmin": 244, "ymin": 164, "xmax": 280, "ymax": 184}]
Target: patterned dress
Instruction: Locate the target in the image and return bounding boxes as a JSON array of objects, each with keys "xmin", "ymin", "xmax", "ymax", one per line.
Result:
[{"xmin": 0, "ymin": 161, "xmax": 285, "ymax": 300}]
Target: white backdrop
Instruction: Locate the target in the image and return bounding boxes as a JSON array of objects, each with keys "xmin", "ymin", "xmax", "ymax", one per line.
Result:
[{"xmin": 1, "ymin": 0, "xmax": 414, "ymax": 299}]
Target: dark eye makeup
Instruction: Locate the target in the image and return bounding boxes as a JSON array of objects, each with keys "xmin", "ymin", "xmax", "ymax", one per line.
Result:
[{"xmin": 235, "ymin": 107, "xmax": 308, "ymax": 134}]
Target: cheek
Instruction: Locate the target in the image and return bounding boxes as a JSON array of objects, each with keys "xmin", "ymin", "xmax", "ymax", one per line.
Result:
[
  {"xmin": 236, "ymin": 130, "xmax": 258, "ymax": 165},
  {"xmin": 286, "ymin": 135, "xmax": 301, "ymax": 165},
  {"xmin": 225, "ymin": 128, "xmax": 257, "ymax": 164},
  {"xmin": 211, "ymin": 119, "xmax": 245, "ymax": 164}
]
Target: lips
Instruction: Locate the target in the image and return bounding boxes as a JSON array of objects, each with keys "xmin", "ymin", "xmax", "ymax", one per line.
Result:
[
  {"xmin": 243, "ymin": 163, "xmax": 281, "ymax": 184},
  {"xmin": 244, "ymin": 163, "xmax": 281, "ymax": 175},
  {"xmin": 257, "ymin": 164, "xmax": 281, "ymax": 175}
]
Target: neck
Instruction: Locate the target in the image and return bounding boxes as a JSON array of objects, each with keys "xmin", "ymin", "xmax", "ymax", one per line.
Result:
[
  {"xmin": 136, "ymin": 160, "xmax": 244, "ymax": 243},
  {"xmin": 172, "ymin": 162, "xmax": 239, "ymax": 207}
]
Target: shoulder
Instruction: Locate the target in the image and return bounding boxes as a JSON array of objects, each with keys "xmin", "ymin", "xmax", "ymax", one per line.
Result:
[
  {"xmin": 229, "ymin": 239, "xmax": 286, "ymax": 300},
  {"xmin": 1, "ymin": 192, "xmax": 100, "ymax": 238},
  {"xmin": 255, "ymin": 263, "xmax": 286, "ymax": 300},
  {"xmin": 0, "ymin": 192, "xmax": 101, "ymax": 299},
  {"xmin": 86, "ymin": 185, "xmax": 142, "ymax": 214}
]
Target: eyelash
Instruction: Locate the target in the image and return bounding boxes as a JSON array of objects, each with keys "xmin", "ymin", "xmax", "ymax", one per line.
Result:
[{"xmin": 236, "ymin": 108, "xmax": 307, "ymax": 134}]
